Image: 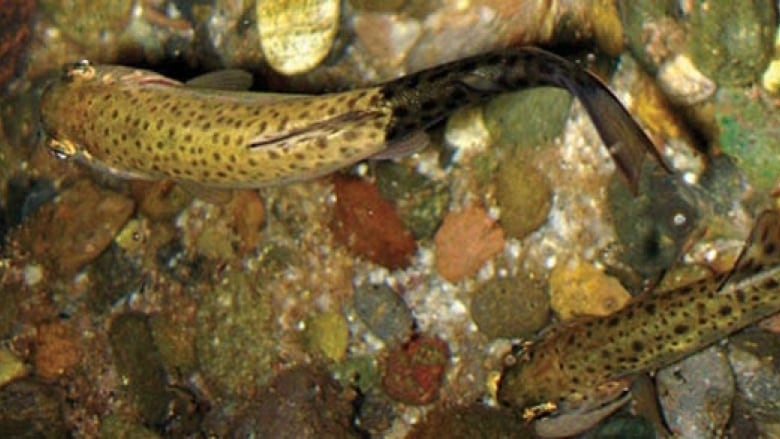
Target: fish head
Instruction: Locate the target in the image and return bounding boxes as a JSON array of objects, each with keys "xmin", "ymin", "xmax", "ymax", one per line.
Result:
[
  {"xmin": 39, "ymin": 61, "xmax": 179, "ymax": 170},
  {"xmin": 497, "ymin": 342, "xmax": 632, "ymax": 436},
  {"xmin": 39, "ymin": 60, "xmax": 98, "ymax": 160}
]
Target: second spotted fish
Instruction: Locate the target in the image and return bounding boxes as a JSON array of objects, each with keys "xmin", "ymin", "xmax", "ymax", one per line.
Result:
[{"xmin": 40, "ymin": 47, "xmax": 662, "ymax": 191}]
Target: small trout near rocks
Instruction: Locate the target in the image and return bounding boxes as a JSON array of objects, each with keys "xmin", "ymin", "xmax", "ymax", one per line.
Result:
[
  {"xmin": 40, "ymin": 47, "xmax": 662, "ymax": 191},
  {"xmin": 498, "ymin": 209, "xmax": 780, "ymax": 436}
]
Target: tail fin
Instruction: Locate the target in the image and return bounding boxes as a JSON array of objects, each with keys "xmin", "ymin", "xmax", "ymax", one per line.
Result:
[
  {"xmin": 379, "ymin": 46, "xmax": 668, "ymax": 193},
  {"xmin": 568, "ymin": 69, "xmax": 670, "ymax": 194}
]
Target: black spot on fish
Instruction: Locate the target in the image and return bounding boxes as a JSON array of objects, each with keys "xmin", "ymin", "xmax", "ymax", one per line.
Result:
[
  {"xmin": 607, "ymin": 316, "xmax": 620, "ymax": 327},
  {"xmin": 763, "ymin": 277, "xmax": 780, "ymax": 290},
  {"xmin": 631, "ymin": 341, "xmax": 644, "ymax": 352},
  {"xmin": 644, "ymin": 303, "xmax": 657, "ymax": 315},
  {"xmin": 673, "ymin": 324, "xmax": 689, "ymax": 335},
  {"xmin": 719, "ymin": 305, "xmax": 733, "ymax": 316}
]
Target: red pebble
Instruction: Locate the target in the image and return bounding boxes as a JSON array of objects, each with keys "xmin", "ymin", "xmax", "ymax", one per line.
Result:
[
  {"xmin": 381, "ymin": 335, "xmax": 450, "ymax": 405},
  {"xmin": 331, "ymin": 176, "xmax": 416, "ymax": 269}
]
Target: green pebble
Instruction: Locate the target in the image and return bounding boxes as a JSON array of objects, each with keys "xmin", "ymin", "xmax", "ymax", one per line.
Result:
[
  {"xmin": 687, "ymin": 0, "xmax": 776, "ymax": 85},
  {"xmin": 496, "ymin": 153, "xmax": 553, "ymax": 239},
  {"xmin": 305, "ymin": 311, "xmax": 349, "ymax": 362},
  {"xmin": 376, "ymin": 161, "xmax": 451, "ymax": 240},
  {"xmin": 108, "ymin": 313, "xmax": 170, "ymax": 428},
  {"xmin": 483, "ymin": 88, "xmax": 572, "ymax": 148},
  {"xmin": 619, "ymin": 0, "xmax": 678, "ymax": 73},
  {"xmin": 196, "ymin": 270, "xmax": 276, "ymax": 396},
  {"xmin": 0, "ymin": 348, "xmax": 24, "ymax": 388},
  {"xmin": 354, "ymin": 283, "xmax": 414, "ymax": 344},
  {"xmin": 470, "ymin": 276, "xmax": 550, "ymax": 340},
  {"xmin": 715, "ymin": 87, "xmax": 780, "ymax": 197}
]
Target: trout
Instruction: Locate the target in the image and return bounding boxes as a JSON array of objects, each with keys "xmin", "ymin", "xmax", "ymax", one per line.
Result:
[
  {"xmin": 498, "ymin": 209, "xmax": 780, "ymax": 435},
  {"xmin": 39, "ymin": 47, "xmax": 662, "ymax": 191}
]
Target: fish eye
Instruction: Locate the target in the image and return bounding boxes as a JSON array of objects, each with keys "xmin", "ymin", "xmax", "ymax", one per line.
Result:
[
  {"xmin": 62, "ymin": 60, "xmax": 95, "ymax": 81},
  {"xmin": 47, "ymin": 139, "xmax": 77, "ymax": 160}
]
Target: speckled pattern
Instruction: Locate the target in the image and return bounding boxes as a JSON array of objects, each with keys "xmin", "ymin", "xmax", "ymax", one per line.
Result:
[
  {"xmin": 40, "ymin": 47, "xmax": 661, "ymax": 190},
  {"xmin": 380, "ymin": 47, "xmax": 665, "ymax": 192},
  {"xmin": 40, "ymin": 62, "xmax": 392, "ymax": 188},
  {"xmin": 498, "ymin": 209, "xmax": 780, "ymax": 419}
]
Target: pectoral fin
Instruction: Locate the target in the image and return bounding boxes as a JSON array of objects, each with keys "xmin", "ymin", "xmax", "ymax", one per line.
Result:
[
  {"xmin": 369, "ymin": 131, "xmax": 430, "ymax": 160},
  {"xmin": 186, "ymin": 69, "xmax": 254, "ymax": 91}
]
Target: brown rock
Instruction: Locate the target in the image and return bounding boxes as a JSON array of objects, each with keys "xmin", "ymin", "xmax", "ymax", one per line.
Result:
[
  {"xmin": 34, "ymin": 321, "xmax": 81, "ymax": 380},
  {"xmin": 434, "ymin": 205, "xmax": 505, "ymax": 282},
  {"xmin": 331, "ymin": 176, "xmax": 416, "ymax": 269},
  {"xmin": 16, "ymin": 179, "xmax": 135, "ymax": 276},
  {"xmin": 130, "ymin": 180, "xmax": 192, "ymax": 221},
  {"xmin": 229, "ymin": 190, "xmax": 265, "ymax": 253}
]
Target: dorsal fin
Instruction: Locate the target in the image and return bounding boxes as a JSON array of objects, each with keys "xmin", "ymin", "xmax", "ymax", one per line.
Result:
[
  {"xmin": 718, "ymin": 209, "xmax": 780, "ymax": 290},
  {"xmin": 186, "ymin": 69, "xmax": 254, "ymax": 91}
]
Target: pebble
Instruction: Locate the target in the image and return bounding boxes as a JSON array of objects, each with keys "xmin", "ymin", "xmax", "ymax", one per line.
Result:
[
  {"xmin": 354, "ymin": 393, "xmax": 395, "ymax": 436},
  {"xmin": 375, "ymin": 161, "xmax": 451, "ymax": 241},
  {"xmin": 353, "ymin": 12, "xmax": 421, "ymax": 65},
  {"xmin": 108, "ymin": 312, "xmax": 170, "ymax": 428},
  {"xmin": 232, "ymin": 363, "xmax": 358, "ymax": 438},
  {"xmin": 483, "ymin": 88, "xmax": 572, "ymax": 148},
  {"xmin": 196, "ymin": 270, "xmax": 276, "ymax": 397},
  {"xmin": 0, "ymin": 0, "xmax": 35, "ymax": 88},
  {"xmin": 381, "ymin": 335, "xmax": 449, "ymax": 405},
  {"xmin": 130, "ymin": 180, "xmax": 192, "ymax": 221},
  {"xmin": 495, "ymin": 153, "xmax": 553, "ymax": 239},
  {"xmin": 0, "ymin": 379, "xmax": 66, "ymax": 437},
  {"xmin": 656, "ymin": 345, "xmax": 734, "ymax": 438},
  {"xmin": 408, "ymin": 403, "xmax": 532, "ymax": 438},
  {"xmin": 229, "ymin": 190, "xmax": 266, "ymax": 254},
  {"xmin": 686, "ymin": 0, "xmax": 776, "ymax": 85},
  {"xmin": 0, "ymin": 347, "xmax": 26, "ymax": 386},
  {"xmin": 304, "ymin": 311, "xmax": 349, "ymax": 362},
  {"xmin": 434, "ymin": 205, "xmax": 505, "ymax": 282},
  {"xmin": 34, "ymin": 320, "xmax": 82, "ymax": 380},
  {"xmin": 714, "ymin": 87, "xmax": 780, "ymax": 196},
  {"xmin": 549, "ymin": 258, "xmax": 631, "ymax": 320},
  {"xmin": 728, "ymin": 331, "xmax": 780, "ymax": 428},
  {"xmin": 470, "ymin": 275, "xmax": 550, "ymax": 340},
  {"xmin": 353, "ymin": 282, "xmax": 414, "ymax": 344},
  {"xmin": 331, "ymin": 176, "xmax": 417, "ymax": 269},
  {"xmin": 14, "ymin": 179, "xmax": 135, "ymax": 276},
  {"xmin": 88, "ymin": 244, "xmax": 142, "ymax": 313},
  {"xmin": 256, "ymin": 0, "xmax": 340, "ymax": 75}
]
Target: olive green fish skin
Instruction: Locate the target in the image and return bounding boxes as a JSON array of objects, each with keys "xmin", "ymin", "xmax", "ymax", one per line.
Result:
[
  {"xmin": 498, "ymin": 210, "xmax": 780, "ymax": 415},
  {"xmin": 40, "ymin": 63, "xmax": 392, "ymax": 188},
  {"xmin": 40, "ymin": 47, "xmax": 658, "ymax": 189}
]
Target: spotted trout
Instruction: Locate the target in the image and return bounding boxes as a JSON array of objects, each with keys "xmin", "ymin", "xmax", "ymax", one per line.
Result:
[
  {"xmin": 39, "ymin": 47, "xmax": 662, "ymax": 191},
  {"xmin": 498, "ymin": 209, "xmax": 780, "ymax": 435}
]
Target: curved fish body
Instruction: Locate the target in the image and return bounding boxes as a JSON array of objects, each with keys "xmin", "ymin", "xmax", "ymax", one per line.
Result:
[
  {"xmin": 498, "ymin": 210, "xmax": 780, "ymax": 424},
  {"xmin": 40, "ymin": 47, "xmax": 661, "ymax": 189}
]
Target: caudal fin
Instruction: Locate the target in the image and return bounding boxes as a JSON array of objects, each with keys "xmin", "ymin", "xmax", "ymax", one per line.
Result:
[{"xmin": 571, "ymin": 70, "xmax": 670, "ymax": 194}]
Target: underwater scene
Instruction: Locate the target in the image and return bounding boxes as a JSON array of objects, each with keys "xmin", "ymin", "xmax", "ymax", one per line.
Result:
[{"xmin": 2, "ymin": 0, "xmax": 780, "ymax": 437}]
